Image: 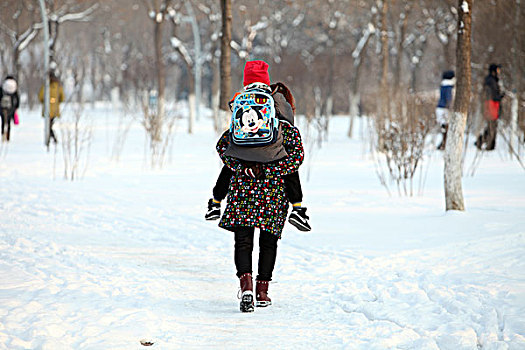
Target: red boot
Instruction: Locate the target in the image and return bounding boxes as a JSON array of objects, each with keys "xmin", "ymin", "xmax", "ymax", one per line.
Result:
[
  {"xmin": 255, "ymin": 280, "xmax": 272, "ymax": 307},
  {"xmin": 239, "ymin": 273, "xmax": 254, "ymax": 312}
]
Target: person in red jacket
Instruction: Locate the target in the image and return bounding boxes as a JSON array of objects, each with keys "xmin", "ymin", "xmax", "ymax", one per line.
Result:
[{"xmin": 475, "ymin": 64, "xmax": 505, "ymax": 151}]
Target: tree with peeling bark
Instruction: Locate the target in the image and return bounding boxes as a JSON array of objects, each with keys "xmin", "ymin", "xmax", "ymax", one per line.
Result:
[{"xmin": 444, "ymin": 0, "xmax": 472, "ymax": 211}]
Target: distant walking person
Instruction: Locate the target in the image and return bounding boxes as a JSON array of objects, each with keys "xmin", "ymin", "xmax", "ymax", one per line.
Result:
[
  {"xmin": 0, "ymin": 75, "xmax": 20, "ymax": 142},
  {"xmin": 435, "ymin": 70, "xmax": 455, "ymax": 150},
  {"xmin": 475, "ymin": 64, "xmax": 504, "ymax": 151},
  {"xmin": 39, "ymin": 72, "xmax": 64, "ymax": 144}
]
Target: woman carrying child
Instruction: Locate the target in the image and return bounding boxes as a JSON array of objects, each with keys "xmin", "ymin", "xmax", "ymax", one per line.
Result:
[
  {"xmin": 212, "ymin": 60, "xmax": 306, "ymax": 312},
  {"xmin": 206, "ymin": 67, "xmax": 311, "ymax": 232}
]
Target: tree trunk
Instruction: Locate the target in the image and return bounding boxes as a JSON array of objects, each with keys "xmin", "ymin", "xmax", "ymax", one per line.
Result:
[
  {"xmin": 187, "ymin": 74, "xmax": 195, "ymax": 134},
  {"xmin": 380, "ymin": 0, "xmax": 390, "ymax": 99},
  {"xmin": 38, "ymin": 0, "xmax": 51, "ymax": 148},
  {"xmin": 394, "ymin": 2, "xmax": 410, "ymax": 91},
  {"xmin": 348, "ymin": 70, "xmax": 362, "ymax": 137},
  {"xmin": 378, "ymin": 0, "xmax": 390, "ymax": 149},
  {"xmin": 510, "ymin": 93, "xmax": 519, "ymax": 156},
  {"xmin": 444, "ymin": 0, "xmax": 472, "ymax": 211},
  {"xmin": 219, "ymin": 0, "xmax": 232, "ymax": 130},
  {"xmin": 324, "ymin": 47, "xmax": 335, "ymax": 137},
  {"xmin": 212, "ymin": 53, "xmax": 221, "ymax": 132},
  {"xmin": 13, "ymin": 48, "xmax": 21, "ymax": 82},
  {"xmin": 348, "ymin": 22, "xmax": 374, "ymax": 138},
  {"xmin": 444, "ymin": 35, "xmax": 454, "ymax": 70},
  {"xmin": 348, "ymin": 92, "xmax": 360, "ymax": 138},
  {"xmin": 154, "ymin": 11, "xmax": 166, "ymax": 142},
  {"xmin": 511, "ymin": 0, "xmax": 521, "ymax": 156}
]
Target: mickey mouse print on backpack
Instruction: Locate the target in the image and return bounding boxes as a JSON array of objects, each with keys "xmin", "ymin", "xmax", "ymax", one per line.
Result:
[{"xmin": 230, "ymin": 82, "xmax": 278, "ymax": 147}]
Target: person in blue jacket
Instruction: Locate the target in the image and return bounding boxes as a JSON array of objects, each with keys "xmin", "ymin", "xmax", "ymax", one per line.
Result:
[{"xmin": 435, "ymin": 70, "xmax": 455, "ymax": 150}]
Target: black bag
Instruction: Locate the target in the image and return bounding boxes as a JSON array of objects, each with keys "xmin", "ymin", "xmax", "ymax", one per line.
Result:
[{"xmin": 1, "ymin": 95, "xmax": 12, "ymax": 109}]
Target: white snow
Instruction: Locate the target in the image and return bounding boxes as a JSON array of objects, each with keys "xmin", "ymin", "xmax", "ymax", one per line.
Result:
[
  {"xmin": 461, "ymin": 1, "xmax": 470, "ymax": 14},
  {"xmin": 0, "ymin": 105, "xmax": 524, "ymax": 349}
]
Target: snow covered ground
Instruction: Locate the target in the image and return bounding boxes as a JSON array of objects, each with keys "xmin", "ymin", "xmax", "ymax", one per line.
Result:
[{"xmin": 0, "ymin": 105, "xmax": 524, "ymax": 349}]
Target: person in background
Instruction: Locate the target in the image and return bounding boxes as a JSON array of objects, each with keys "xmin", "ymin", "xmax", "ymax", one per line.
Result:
[
  {"xmin": 475, "ymin": 64, "xmax": 505, "ymax": 151},
  {"xmin": 435, "ymin": 70, "xmax": 455, "ymax": 150},
  {"xmin": 0, "ymin": 75, "xmax": 20, "ymax": 142},
  {"xmin": 39, "ymin": 72, "xmax": 64, "ymax": 144}
]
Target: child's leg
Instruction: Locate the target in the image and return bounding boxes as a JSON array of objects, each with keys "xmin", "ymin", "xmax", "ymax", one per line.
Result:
[
  {"xmin": 213, "ymin": 165, "xmax": 234, "ymax": 202},
  {"xmin": 282, "ymin": 172, "xmax": 303, "ymax": 207}
]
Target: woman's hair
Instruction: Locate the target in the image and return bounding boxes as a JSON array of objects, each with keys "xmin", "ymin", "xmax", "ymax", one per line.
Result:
[{"xmin": 271, "ymin": 82, "xmax": 295, "ymax": 114}]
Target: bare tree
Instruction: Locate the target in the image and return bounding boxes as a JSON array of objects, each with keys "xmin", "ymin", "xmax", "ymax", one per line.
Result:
[
  {"xmin": 168, "ymin": 1, "xmax": 207, "ymax": 134},
  {"xmin": 348, "ymin": 6, "xmax": 377, "ymax": 138},
  {"xmin": 444, "ymin": 0, "xmax": 472, "ymax": 211},
  {"xmin": 140, "ymin": 0, "xmax": 175, "ymax": 168},
  {"xmin": 59, "ymin": 62, "xmax": 93, "ymax": 181},
  {"xmin": 0, "ymin": 1, "xmax": 42, "ymax": 80},
  {"xmin": 42, "ymin": 1, "xmax": 99, "ymax": 72},
  {"xmin": 393, "ymin": 0, "xmax": 412, "ymax": 91}
]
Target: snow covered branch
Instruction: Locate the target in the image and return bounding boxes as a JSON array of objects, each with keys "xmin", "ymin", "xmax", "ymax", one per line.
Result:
[
  {"xmin": 16, "ymin": 24, "xmax": 42, "ymax": 52},
  {"xmin": 170, "ymin": 36, "xmax": 193, "ymax": 67},
  {"xmin": 352, "ymin": 23, "xmax": 375, "ymax": 60},
  {"xmin": 56, "ymin": 3, "xmax": 99, "ymax": 24}
]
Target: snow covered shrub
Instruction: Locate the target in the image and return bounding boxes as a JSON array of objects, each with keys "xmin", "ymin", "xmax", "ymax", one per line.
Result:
[
  {"xmin": 140, "ymin": 90, "xmax": 176, "ymax": 169},
  {"xmin": 371, "ymin": 93, "xmax": 435, "ymax": 196},
  {"xmin": 59, "ymin": 65, "xmax": 93, "ymax": 181},
  {"xmin": 59, "ymin": 102, "xmax": 93, "ymax": 181}
]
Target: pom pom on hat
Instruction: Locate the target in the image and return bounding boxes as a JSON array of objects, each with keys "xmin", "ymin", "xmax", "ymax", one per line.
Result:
[{"xmin": 243, "ymin": 60, "xmax": 270, "ymax": 86}]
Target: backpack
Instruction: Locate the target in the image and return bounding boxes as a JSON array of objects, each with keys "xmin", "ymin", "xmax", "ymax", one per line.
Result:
[
  {"xmin": 1, "ymin": 95, "xmax": 12, "ymax": 110},
  {"xmin": 229, "ymin": 86, "xmax": 278, "ymax": 147}
]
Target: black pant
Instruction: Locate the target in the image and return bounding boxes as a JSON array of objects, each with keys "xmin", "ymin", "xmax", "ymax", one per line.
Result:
[
  {"xmin": 234, "ymin": 227, "xmax": 278, "ymax": 281},
  {"xmin": 50, "ymin": 118, "xmax": 58, "ymax": 143},
  {"xmin": 1, "ymin": 110, "xmax": 12, "ymax": 140},
  {"xmin": 213, "ymin": 165, "xmax": 303, "ymax": 204},
  {"xmin": 476, "ymin": 120, "xmax": 497, "ymax": 150}
]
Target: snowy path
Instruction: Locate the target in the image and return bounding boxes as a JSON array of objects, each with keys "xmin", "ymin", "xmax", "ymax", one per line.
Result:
[{"xmin": 0, "ymin": 108, "xmax": 524, "ymax": 349}]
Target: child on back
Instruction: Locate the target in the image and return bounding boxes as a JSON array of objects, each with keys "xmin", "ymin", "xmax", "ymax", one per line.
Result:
[{"xmin": 205, "ymin": 60, "xmax": 311, "ymax": 232}]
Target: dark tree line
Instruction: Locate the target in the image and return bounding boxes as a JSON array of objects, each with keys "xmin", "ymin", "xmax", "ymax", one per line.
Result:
[{"xmin": 0, "ymin": 0, "xmax": 523, "ymax": 129}]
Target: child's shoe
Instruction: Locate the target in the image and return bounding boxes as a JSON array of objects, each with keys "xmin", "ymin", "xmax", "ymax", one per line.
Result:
[
  {"xmin": 205, "ymin": 199, "xmax": 221, "ymax": 220},
  {"xmin": 288, "ymin": 207, "xmax": 311, "ymax": 231}
]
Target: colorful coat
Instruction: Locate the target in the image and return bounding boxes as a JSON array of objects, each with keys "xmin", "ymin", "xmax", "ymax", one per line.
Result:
[{"xmin": 217, "ymin": 122, "xmax": 304, "ymax": 238}]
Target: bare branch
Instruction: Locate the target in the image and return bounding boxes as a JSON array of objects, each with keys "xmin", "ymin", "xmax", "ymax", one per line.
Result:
[{"xmin": 57, "ymin": 3, "xmax": 99, "ymax": 23}]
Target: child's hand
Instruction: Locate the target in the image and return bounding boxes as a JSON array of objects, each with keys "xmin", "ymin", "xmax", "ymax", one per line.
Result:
[{"xmin": 242, "ymin": 162, "xmax": 265, "ymax": 180}]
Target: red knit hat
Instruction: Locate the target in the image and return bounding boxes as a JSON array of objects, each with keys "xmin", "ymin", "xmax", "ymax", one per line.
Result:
[{"xmin": 243, "ymin": 60, "xmax": 270, "ymax": 86}]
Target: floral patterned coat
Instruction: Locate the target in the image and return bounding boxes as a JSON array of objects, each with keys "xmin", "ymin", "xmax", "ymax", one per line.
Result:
[{"xmin": 217, "ymin": 122, "xmax": 304, "ymax": 238}]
